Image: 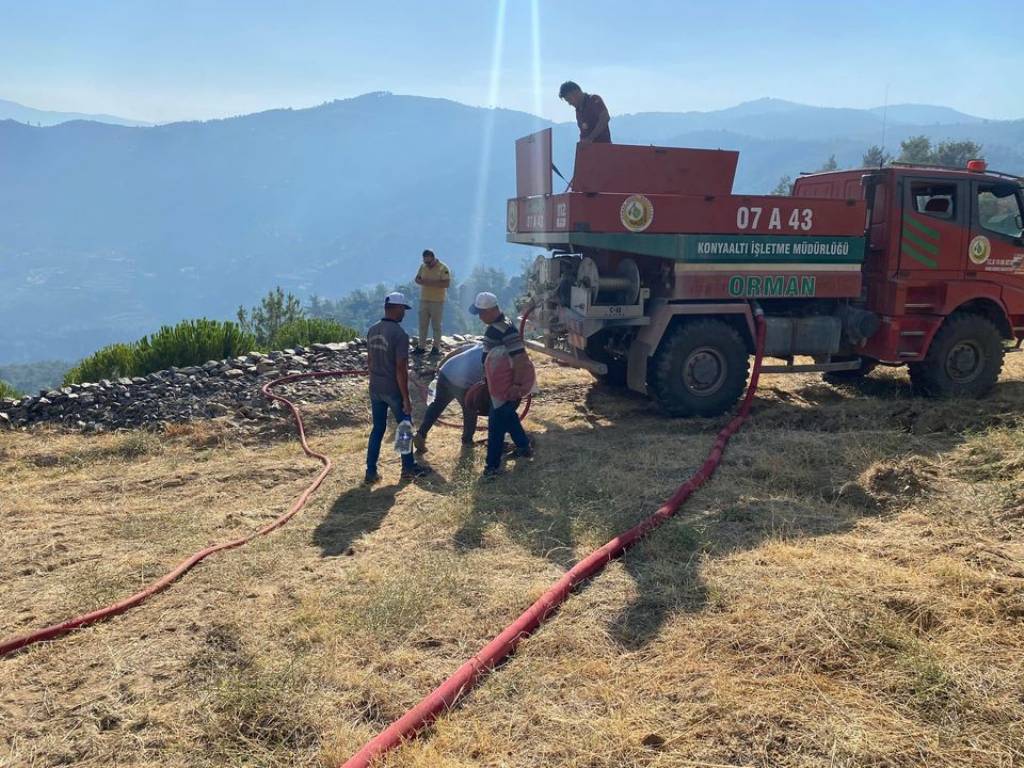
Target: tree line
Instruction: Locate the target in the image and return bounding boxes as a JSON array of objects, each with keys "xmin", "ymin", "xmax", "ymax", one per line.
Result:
[
  {"xmin": 55, "ymin": 264, "xmax": 531, "ymax": 388},
  {"xmin": 307, "ymin": 262, "xmax": 530, "ymax": 337},
  {"xmin": 771, "ymin": 136, "xmax": 985, "ymax": 195}
]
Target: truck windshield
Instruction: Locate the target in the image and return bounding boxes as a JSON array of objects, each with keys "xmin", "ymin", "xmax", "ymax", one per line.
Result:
[{"xmin": 977, "ymin": 183, "xmax": 1024, "ymax": 239}]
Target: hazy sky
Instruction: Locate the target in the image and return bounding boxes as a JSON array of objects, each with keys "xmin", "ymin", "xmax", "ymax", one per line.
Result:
[{"xmin": 3, "ymin": 0, "xmax": 1022, "ymax": 124}]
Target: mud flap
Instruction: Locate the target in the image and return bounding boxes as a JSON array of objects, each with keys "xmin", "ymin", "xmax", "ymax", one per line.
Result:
[{"xmin": 627, "ymin": 340, "xmax": 650, "ymax": 393}]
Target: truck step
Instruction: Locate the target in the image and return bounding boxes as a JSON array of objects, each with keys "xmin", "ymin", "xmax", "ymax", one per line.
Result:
[{"xmin": 760, "ymin": 360, "xmax": 862, "ymax": 374}]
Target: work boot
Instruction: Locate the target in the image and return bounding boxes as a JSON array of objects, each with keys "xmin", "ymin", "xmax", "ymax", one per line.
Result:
[
  {"xmin": 481, "ymin": 466, "xmax": 505, "ymax": 480},
  {"xmin": 363, "ymin": 471, "xmax": 381, "ymax": 485},
  {"xmin": 401, "ymin": 464, "xmax": 432, "ymax": 480},
  {"xmin": 413, "ymin": 433, "xmax": 428, "ymax": 454},
  {"xmin": 508, "ymin": 440, "xmax": 534, "ymax": 459},
  {"xmin": 411, "ymin": 346, "xmax": 426, "ymax": 356}
]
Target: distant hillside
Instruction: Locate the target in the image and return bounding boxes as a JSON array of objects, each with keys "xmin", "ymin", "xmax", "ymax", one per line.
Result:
[
  {"xmin": 0, "ymin": 97, "xmax": 150, "ymax": 127},
  {"xmin": 1, "ymin": 93, "xmax": 1021, "ymax": 363}
]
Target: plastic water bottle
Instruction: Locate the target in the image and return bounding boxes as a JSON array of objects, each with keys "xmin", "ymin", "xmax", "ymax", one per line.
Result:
[
  {"xmin": 427, "ymin": 380, "xmax": 437, "ymax": 405},
  {"xmin": 394, "ymin": 419, "xmax": 414, "ymax": 455}
]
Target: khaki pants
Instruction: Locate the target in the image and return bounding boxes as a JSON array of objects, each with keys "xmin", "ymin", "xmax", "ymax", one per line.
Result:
[{"xmin": 418, "ymin": 300, "xmax": 444, "ymax": 348}]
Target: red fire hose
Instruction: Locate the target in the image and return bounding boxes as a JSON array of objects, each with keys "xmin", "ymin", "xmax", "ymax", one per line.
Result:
[
  {"xmin": 0, "ymin": 318, "xmax": 531, "ymax": 658},
  {"xmin": 0, "ymin": 369, "xmax": 365, "ymax": 657},
  {"xmin": 340, "ymin": 308, "xmax": 766, "ymax": 768},
  {"xmin": 4, "ymin": 308, "xmax": 765, "ymax": 767}
]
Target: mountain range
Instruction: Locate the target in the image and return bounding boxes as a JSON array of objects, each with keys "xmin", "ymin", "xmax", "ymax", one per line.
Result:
[
  {"xmin": 0, "ymin": 98, "xmax": 150, "ymax": 127},
  {"xmin": 1, "ymin": 93, "xmax": 1021, "ymax": 364}
]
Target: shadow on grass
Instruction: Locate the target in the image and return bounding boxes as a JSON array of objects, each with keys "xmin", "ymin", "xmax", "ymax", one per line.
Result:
[
  {"xmin": 313, "ymin": 482, "xmax": 402, "ymax": 557},
  {"xmin": 448, "ymin": 369, "xmax": 1024, "ymax": 649}
]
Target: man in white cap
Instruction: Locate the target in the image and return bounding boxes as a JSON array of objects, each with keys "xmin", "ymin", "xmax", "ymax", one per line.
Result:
[
  {"xmin": 365, "ymin": 292, "xmax": 431, "ymax": 483},
  {"xmin": 469, "ymin": 291, "xmax": 535, "ymax": 477}
]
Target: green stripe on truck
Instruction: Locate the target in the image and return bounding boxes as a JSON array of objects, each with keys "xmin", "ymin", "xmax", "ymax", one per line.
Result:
[{"xmin": 563, "ymin": 232, "xmax": 865, "ymax": 264}]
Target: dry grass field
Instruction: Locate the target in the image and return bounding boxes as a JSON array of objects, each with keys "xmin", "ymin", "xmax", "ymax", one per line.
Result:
[{"xmin": 1, "ymin": 355, "xmax": 1023, "ymax": 767}]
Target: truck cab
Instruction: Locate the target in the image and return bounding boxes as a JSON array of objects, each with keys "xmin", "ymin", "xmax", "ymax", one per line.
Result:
[
  {"xmin": 509, "ymin": 129, "xmax": 1024, "ymax": 416},
  {"xmin": 795, "ymin": 163, "xmax": 1024, "ymax": 385}
]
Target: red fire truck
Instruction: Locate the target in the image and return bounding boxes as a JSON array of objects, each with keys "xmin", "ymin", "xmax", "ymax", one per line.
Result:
[{"xmin": 509, "ymin": 129, "xmax": 1024, "ymax": 416}]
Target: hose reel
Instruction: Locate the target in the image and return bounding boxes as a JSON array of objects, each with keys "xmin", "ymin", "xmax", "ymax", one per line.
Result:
[{"xmin": 576, "ymin": 257, "xmax": 642, "ymax": 305}]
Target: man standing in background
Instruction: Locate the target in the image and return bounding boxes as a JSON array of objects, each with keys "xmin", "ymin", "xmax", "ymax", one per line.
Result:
[
  {"xmin": 413, "ymin": 248, "xmax": 451, "ymax": 357},
  {"xmin": 365, "ymin": 292, "xmax": 431, "ymax": 483}
]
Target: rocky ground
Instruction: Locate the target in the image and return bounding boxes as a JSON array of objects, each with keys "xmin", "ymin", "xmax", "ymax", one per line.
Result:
[{"xmin": 0, "ymin": 336, "xmax": 475, "ymax": 432}]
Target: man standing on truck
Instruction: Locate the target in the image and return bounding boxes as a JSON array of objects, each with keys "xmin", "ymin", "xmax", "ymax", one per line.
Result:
[
  {"xmin": 412, "ymin": 342, "xmax": 486, "ymax": 454},
  {"xmin": 413, "ymin": 248, "xmax": 451, "ymax": 357},
  {"xmin": 365, "ymin": 292, "xmax": 431, "ymax": 484},
  {"xmin": 559, "ymin": 81, "xmax": 611, "ymax": 144},
  {"xmin": 470, "ymin": 292, "xmax": 535, "ymax": 478}
]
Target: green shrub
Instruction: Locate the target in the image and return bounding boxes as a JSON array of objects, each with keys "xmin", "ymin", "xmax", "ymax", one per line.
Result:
[
  {"xmin": 0, "ymin": 379, "xmax": 22, "ymax": 400},
  {"xmin": 267, "ymin": 318, "xmax": 357, "ymax": 350},
  {"xmin": 137, "ymin": 319, "xmax": 256, "ymax": 372},
  {"xmin": 64, "ymin": 319, "xmax": 256, "ymax": 385},
  {"xmin": 64, "ymin": 343, "xmax": 137, "ymax": 385},
  {"xmin": 62, "ymin": 313, "xmax": 358, "ymax": 387}
]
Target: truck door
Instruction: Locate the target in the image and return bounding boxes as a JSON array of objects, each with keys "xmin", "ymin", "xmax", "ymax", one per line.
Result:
[
  {"xmin": 898, "ymin": 177, "xmax": 968, "ymax": 276},
  {"xmin": 968, "ymin": 179, "xmax": 1024, "ymax": 278}
]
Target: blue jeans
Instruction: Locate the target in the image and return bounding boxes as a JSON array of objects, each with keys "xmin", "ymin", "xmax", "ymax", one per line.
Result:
[
  {"xmin": 486, "ymin": 401, "xmax": 529, "ymax": 470},
  {"xmin": 418, "ymin": 375, "xmax": 477, "ymax": 444},
  {"xmin": 367, "ymin": 392, "xmax": 415, "ymax": 474}
]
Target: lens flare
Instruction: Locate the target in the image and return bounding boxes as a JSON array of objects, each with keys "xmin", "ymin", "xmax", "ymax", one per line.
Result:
[{"xmin": 468, "ymin": 0, "xmax": 508, "ymax": 271}]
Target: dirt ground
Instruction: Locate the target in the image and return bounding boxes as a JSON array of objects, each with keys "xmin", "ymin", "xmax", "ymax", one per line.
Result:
[{"xmin": 1, "ymin": 355, "xmax": 1023, "ymax": 768}]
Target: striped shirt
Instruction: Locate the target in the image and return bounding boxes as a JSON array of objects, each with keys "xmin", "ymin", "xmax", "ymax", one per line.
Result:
[{"xmin": 482, "ymin": 314, "xmax": 524, "ymax": 357}]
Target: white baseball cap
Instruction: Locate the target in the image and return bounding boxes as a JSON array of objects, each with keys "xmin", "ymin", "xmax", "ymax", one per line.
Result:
[
  {"xmin": 469, "ymin": 291, "xmax": 499, "ymax": 315},
  {"xmin": 384, "ymin": 291, "xmax": 412, "ymax": 309}
]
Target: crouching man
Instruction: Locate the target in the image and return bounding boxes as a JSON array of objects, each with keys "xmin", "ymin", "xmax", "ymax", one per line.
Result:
[
  {"xmin": 469, "ymin": 292, "xmax": 535, "ymax": 478},
  {"xmin": 365, "ymin": 292, "xmax": 431, "ymax": 484},
  {"xmin": 413, "ymin": 342, "xmax": 486, "ymax": 453}
]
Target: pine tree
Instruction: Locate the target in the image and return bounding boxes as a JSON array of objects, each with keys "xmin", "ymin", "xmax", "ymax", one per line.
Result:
[
  {"xmin": 862, "ymin": 145, "xmax": 892, "ymax": 167},
  {"xmin": 237, "ymin": 287, "xmax": 304, "ymax": 346},
  {"xmin": 898, "ymin": 136, "xmax": 933, "ymax": 164},
  {"xmin": 932, "ymin": 140, "xmax": 983, "ymax": 167},
  {"xmin": 770, "ymin": 175, "xmax": 793, "ymax": 195}
]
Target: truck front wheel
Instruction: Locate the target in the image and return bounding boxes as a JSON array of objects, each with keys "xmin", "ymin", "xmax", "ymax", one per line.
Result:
[
  {"xmin": 908, "ymin": 313, "xmax": 1004, "ymax": 397},
  {"xmin": 650, "ymin": 319, "xmax": 750, "ymax": 417}
]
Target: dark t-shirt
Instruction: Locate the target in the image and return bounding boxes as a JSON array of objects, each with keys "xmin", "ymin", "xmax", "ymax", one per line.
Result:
[
  {"xmin": 576, "ymin": 93, "xmax": 611, "ymax": 143},
  {"xmin": 367, "ymin": 318, "xmax": 408, "ymax": 397}
]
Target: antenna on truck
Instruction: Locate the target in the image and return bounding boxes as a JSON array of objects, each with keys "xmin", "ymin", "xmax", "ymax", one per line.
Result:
[{"xmin": 878, "ymin": 82, "xmax": 890, "ymax": 168}]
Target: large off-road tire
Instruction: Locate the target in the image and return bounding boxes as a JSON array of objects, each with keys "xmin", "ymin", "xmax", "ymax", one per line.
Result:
[
  {"xmin": 908, "ymin": 312, "xmax": 1004, "ymax": 397},
  {"xmin": 822, "ymin": 356, "xmax": 878, "ymax": 385},
  {"xmin": 650, "ymin": 319, "xmax": 750, "ymax": 417}
]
